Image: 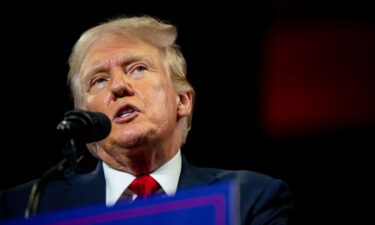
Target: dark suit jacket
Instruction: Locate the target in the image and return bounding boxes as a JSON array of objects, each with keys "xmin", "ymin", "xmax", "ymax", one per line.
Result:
[{"xmin": 0, "ymin": 157, "xmax": 293, "ymax": 225}]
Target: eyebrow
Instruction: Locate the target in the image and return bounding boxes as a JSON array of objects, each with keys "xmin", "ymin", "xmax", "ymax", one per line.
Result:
[{"xmin": 82, "ymin": 54, "xmax": 155, "ymax": 79}]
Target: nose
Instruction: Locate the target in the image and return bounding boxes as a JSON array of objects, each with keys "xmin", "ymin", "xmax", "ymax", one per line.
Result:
[{"xmin": 110, "ymin": 70, "xmax": 135, "ymax": 99}]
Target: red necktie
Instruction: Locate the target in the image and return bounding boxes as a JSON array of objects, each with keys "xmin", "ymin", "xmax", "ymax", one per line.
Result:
[{"xmin": 128, "ymin": 175, "xmax": 161, "ymax": 200}]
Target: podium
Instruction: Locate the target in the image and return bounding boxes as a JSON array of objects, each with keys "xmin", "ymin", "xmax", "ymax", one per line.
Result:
[{"xmin": 2, "ymin": 181, "xmax": 239, "ymax": 225}]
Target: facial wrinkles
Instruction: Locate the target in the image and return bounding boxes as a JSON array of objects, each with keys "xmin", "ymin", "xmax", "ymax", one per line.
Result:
[
  {"xmin": 86, "ymin": 54, "xmax": 153, "ymax": 74},
  {"xmin": 81, "ymin": 37, "xmax": 158, "ymax": 78},
  {"xmin": 81, "ymin": 37, "xmax": 177, "ymax": 140}
]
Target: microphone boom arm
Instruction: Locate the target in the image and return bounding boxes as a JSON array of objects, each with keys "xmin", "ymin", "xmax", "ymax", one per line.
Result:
[{"xmin": 24, "ymin": 110, "xmax": 111, "ymax": 218}]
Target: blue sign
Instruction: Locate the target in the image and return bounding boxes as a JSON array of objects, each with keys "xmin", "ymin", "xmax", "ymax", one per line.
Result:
[{"xmin": 2, "ymin": 181, "xmax": 239, "ymax": 225}]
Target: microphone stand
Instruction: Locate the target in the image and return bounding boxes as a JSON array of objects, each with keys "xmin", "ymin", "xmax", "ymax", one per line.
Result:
[
  {"xmin": 24, "ymin": 137, "xmax": 82, "ymax": 219},
  {"xmin": 24, "ymin": 110, "xmax": 110, "ymax": 218},
  {"xmin": 24, "ymin": 158, "xmax": 66, "ymax": 219}
]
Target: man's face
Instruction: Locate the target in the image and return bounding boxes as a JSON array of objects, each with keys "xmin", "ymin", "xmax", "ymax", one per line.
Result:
[{"xmin": 80, "ymin": 35, "xmax": 180, "ymax": 152}]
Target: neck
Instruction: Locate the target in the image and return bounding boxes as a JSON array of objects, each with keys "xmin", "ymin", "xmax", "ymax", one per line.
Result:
[
  {"xmin": 98, "ymin": 126, "xmax": 184, "ymax": 175},
  {"xmin": 98, "ymin": 139, "xmax": 180, "ymax": 176}
]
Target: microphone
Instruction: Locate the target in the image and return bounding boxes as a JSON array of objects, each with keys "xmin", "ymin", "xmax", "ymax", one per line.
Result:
[
  {"xmin": 56, "ymin": 109, "xmax": 111, "ymax": 143},
  {"xmin": 26, "ymin": 110, "xmax": 111, "ymax": 218}
]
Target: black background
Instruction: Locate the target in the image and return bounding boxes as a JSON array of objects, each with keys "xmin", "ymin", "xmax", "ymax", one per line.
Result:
[{"xmin": 0, "ymin": 1, "xmax": 374, "ymax": 224}]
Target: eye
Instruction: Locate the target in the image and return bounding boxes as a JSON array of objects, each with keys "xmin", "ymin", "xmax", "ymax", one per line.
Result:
[
  {"xmin": 127, "ymin": 65, "xmax": 148, "ymax": 79},
  {"xmin": 91, "ymin": 77, "xmax": 108, "ymax": 89},
  {"xmin": 133, "ymin": 65, "xmax": 147, "ymax": 73}
]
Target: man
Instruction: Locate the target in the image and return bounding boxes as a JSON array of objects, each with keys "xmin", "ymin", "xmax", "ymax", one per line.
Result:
[{"xmin": 0, "ymin": 16, "xmax": 293, "ymax": 224}]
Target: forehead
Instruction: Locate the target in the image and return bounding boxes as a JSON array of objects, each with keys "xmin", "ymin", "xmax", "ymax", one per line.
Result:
[{"xmin": 80, "ymin": 35, "xmax": 163, "ymax": 74}]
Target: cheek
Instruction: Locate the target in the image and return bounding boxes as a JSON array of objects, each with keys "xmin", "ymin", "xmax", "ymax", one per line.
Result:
[
  {"xmin": 85, "ymin": 93, "xmax": 112, "ymax": 110},
  {"xmin": 149, "ymin": 87, "xmax": 173, "ymax": 108},
  {"xmin": 155, "ymin": 90, "xmax": 178, "ymax": 119}
]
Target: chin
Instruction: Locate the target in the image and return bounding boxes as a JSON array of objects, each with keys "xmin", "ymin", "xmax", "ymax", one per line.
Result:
[
  {"xmin": 109, "ymin": 122, "xmax": 158, "ymax": 147},
  {"xmin": 118, "ymin": 130, "xmax": 156, "ymax": 148}
]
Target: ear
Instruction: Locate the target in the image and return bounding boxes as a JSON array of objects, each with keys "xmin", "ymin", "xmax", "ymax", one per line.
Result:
[{"xmin": 176, "ymin": 91, "xmax": 193, "ymax": 119}]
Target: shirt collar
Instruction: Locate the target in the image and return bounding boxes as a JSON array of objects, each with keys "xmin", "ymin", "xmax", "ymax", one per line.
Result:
[
  {"xmin": 149, "ymin": 150, "xmax": 181, "ymax": 197},
  {"xmin": 103, "ymin": 150, "xmax": 182, "ymax": 206}
]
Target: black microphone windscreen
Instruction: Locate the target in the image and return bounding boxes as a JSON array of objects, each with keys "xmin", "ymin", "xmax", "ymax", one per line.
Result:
[{"xmin": 57, "ymin": 110, "xmax": 111, "ymax": 143}]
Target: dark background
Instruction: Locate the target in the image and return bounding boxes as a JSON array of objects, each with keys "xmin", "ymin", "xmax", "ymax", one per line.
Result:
[{"xmin": 1, "ymin": 1, "xmax": 374, "ymax": 224}]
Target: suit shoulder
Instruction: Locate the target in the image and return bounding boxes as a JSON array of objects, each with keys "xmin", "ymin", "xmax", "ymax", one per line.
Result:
[
  {"xmin": 202, "ymin": 167, "xmax": 282, "ymax": 187},
  {"xmin": 1, "ymin": 180, "xmax": 35, "ymax": 220},
  {"xmin": 202, "ymin": 167, "xmax": 293, "ymax": 224},
  {"xmin": 1, "ymin": 180, "xmax": 35, "ymax": 200}
]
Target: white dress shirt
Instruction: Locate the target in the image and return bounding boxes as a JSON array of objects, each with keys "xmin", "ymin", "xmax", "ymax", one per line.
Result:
[{"xmin": 103, "ymin": 150, "xmax": 182, "ymax": 206}]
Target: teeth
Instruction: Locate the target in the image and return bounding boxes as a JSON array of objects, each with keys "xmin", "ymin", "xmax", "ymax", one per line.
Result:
[
  {"xmin": 119, "ymin": 108, "xmax": 134, "ymax": 118},
  {"xmin": 120, "ymin": 113, "xmax": 131, "ymax": 118}
]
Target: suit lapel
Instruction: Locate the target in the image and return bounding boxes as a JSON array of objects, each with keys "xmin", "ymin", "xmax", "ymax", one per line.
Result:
[
  {"xmin": 177, "ymin": 155, "xmax": 216, "ymax": 190},
  {"xmin": 65, "ymin": 161, "xmax": 106, "ymax": 204}
]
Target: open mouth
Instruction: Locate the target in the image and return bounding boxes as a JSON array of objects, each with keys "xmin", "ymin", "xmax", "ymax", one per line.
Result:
[{"xmin": 114, "ymin": 104, "xmax": 139, "ymax": 120}]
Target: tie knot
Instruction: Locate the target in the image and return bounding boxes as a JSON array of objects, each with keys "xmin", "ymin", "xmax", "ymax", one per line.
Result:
[{"xmin": 128, "ymin": 175, "xmax": 160, "ymax": 199}]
